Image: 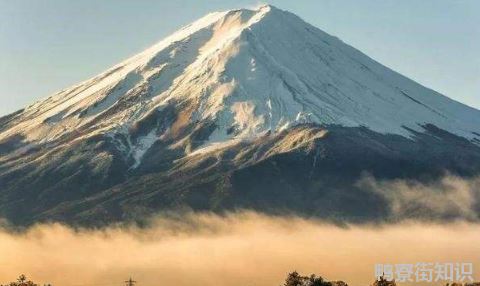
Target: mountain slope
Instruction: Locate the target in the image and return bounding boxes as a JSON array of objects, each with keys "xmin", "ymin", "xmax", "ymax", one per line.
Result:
[{"xmin": 1, "ymin": 5, "xmax": 479, "ymax": 225}]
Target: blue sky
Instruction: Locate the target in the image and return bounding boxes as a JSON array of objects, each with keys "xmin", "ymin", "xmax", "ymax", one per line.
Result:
[{"xmin": 0, "ymin": 0, "xmax": 478, "ymax": 116}]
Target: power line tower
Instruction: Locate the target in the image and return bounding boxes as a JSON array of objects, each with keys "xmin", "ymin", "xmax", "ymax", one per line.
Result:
[{"xmin": 124, "ymin": 278, "xmax": 136, "ymax": 286}]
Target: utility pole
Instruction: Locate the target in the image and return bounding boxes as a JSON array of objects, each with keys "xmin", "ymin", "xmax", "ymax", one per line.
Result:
[{"xmin": 124, "ymin": 278, "xmax": 136, "ymax": 286}]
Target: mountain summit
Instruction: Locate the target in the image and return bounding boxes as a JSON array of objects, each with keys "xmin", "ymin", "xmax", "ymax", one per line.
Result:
[{"xmin": 1, "ymin": 6, "xmax": 480, "ymax": 225}]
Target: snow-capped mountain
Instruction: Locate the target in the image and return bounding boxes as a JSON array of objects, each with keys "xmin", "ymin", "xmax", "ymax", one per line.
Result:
[{"xmin": 1, "ymin": 5, "xmax": 480, "ymax": 225}]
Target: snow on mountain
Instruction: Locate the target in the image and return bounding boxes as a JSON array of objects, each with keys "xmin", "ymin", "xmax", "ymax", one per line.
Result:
[
  {"xmin": 2, "ymin": 4, "xmax": 480, "ymax": 167},
  {"xmin": 3, "ymin": 5, "xmax": 480, "ymax": 226}
]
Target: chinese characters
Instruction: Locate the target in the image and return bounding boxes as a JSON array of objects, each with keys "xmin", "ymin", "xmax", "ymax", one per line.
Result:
[{"xmin": 375, "ymin": 263, "xmax": 474, "ymax": 283}]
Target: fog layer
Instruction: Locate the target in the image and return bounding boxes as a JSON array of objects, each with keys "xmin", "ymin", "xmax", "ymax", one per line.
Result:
[{"xmin": 0, "ymin": 212, "xmax": 479, "ymax": 286}]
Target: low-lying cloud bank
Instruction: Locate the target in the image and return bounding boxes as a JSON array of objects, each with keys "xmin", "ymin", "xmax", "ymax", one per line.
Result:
[
  {"xmin": 358, "ymin": 175, "xmax": 480, "ymax": 221},
  {"xmin": 0, "ymin": 212, "xmax": 479, "ymax": 286},
  {"xmin": 1, "ymin": 175, "xmax": 479, "ymax": 286}
]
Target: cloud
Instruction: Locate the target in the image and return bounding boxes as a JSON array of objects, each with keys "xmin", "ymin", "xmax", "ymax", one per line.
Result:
[
  {"xmin": 357, "ymin": 175, "xmax": 480, "ymax": 221},
  {"xmin": 0, "ymin": 212, "xmax": 479, "ymax": 286}
]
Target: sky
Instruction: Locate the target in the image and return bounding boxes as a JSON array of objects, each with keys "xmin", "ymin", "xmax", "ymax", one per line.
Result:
[{"xmin": 0, "ymin": 0, "xmax": 478, "ymax": 116}]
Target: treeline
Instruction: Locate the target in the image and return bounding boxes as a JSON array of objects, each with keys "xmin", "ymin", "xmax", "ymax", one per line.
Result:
[
  {"xmin": 0, "ymin": 275, "xmax": 50, "ymax": 286},
  {"xmin": 281, "ymin": 272, "xmax": 480, "ymax": 286},
  {"xmin": 2, "ymin": 272, "xmax": 479, "ymax": 286},
  {"xmin": 282, "ymin": 271, "xmax": 348, "ymax": 286}
]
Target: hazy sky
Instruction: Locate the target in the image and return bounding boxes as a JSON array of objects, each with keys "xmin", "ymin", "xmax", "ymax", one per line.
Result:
[{"xmin": 0, "ymin": 0, "xmax": 478, "ymax": 116}]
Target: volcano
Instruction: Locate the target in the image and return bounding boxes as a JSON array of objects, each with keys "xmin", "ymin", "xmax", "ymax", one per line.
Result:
[{"xmin": 1, "ymin": 5, "xmax": 480, "ymax": 225}]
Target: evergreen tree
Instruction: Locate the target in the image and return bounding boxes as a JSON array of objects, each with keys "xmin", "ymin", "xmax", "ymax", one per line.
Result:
[{"xmin": 4, "ymin": 275, "xmax": 39, "ymax": 286}]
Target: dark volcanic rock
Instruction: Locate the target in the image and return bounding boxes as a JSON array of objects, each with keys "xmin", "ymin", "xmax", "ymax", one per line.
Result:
[{"xmin": 1, "ymin": 124, "xmax": 479, "ymax": 226}]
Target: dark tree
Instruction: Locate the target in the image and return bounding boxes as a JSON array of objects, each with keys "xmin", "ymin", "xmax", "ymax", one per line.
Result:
[
  {"xmin": 284, "ymin": 271, "xmax": 304, "ymax": 286},
  {"xmin": 4, "ymin": 275, "xmax": 39, "ymax": 286},
  {"xmin": 372, "ymin": 275, "xmax": 396, "ymax": 286},
  {"xmin": 309, "ymin": 275, "xmax": 328, "ymax": 286},
  {"xmin": 282, "ymin": 271, "xmax": 347, "ymax": 286}
]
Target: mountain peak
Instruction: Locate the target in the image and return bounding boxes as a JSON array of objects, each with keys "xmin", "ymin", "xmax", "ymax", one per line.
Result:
[
  {"xmin": 253, "ymin": 3, "xmax": 278, "ymax": 11},
  {"xmin": 1, "ymin": 5, "xmax": 479, "ymax": 159},
  {"xmin": 232, "ymin": 3, "xmax": 278, "ymax": 12}
]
